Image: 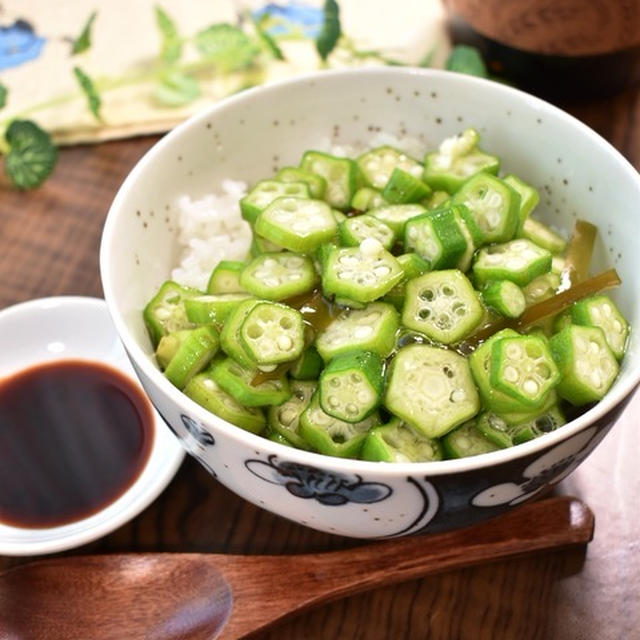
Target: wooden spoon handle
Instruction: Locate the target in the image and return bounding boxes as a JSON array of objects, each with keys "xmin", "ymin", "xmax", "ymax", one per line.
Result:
[{"xmin": 216, "ymin": 496, "xmax": 593, "ymax": 639}]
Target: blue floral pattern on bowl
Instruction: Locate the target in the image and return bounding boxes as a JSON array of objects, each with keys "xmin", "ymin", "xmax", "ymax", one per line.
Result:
[{"xmin": 0, "ymin": 20, "xmax": 45, "ymax": 71}]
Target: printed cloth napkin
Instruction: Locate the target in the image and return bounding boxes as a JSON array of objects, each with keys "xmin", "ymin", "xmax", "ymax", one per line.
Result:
[{"xmin": 0, "ymin": 0, "xmax": 450, "ymax": 144}]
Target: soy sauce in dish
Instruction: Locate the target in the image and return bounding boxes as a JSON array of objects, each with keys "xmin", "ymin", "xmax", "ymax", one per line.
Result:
[{"xmin": 0, "ymin": 359, "xmax": 154, "ymax": 528}]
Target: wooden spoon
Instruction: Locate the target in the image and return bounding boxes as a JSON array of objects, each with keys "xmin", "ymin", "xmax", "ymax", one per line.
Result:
[{"xmin": 0, "ymin": 496, "xmax": 593, "ymax": 640}]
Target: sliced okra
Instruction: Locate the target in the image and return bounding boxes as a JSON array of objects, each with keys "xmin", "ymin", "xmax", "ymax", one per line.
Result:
[
  {"xmin": 239, "ymin": 252, "xmax": 316, "ymax": 301},
  {"xmin": 489, "ymin": 334, "xmax": 560, "ymax": 409},
  {"xmin": 267, "ymin": 380, "xmax": 316, "ymax": 449},
  {"xmin": 510, "ymin": 405, "xmax": 566, "ymax": 445},
  {"xmin": 570, "ymin": 295, "xmax": 629, "ymax": 360},
  {"xmin": 425, "ymin": 190, "xmax": 450, "ymax": 210},
  {"xmin": 522, "ymin": 272, "xmax": 561, "ymax": 305},
  {"xmin": 384, "ymin": 344, "xmax": 480, "ymax": 438},
  {"xmin": 250, "ymin": 232, "xmax": 284, "ymax": 257},
  {"xmin": 402, "ymin": 269, "xmax": 483, "ymax": 344},
  {"xmin": 143, "ymin": 280, "xmax": 200, "ymax": 347},
  {"xmin": 299, "ymin": 391, "xmax": 380, "ymax": 458},
  {"xmin": 322, "ymin": 238, "xmax": 404, "ymax": 305},
  {"xmin": 155, "ymin": 329, "xmax": 191, "ymax": 370},
  {"xmin": 356, "ymin": 145, "xmax": 423, "ymax": 190},
  {"xmin": 351, "ymin": 187, "xmax": 387, "ymax": 212},
  {"xmin": 184, "ymin": 373, "xmax": 266, "ymax": 434},
  {"xmin": 472, "ymin": 239, "xmax": 552, "ymax": 287},
  {"xmin": 503, "ymin": 174, "xmax": 540, "ymax": 232},
  {"xmin": 452, "ymin": 172, "xmax": 520, "ymax": 244},
  {"xmin": 255, "ymin": 196, "xmax": 338, "ymax": 253},
  {"xmin": 404, "ymin": 208, "xmax": 467, "ymax": 270},
  {"xmin": 315, "ymin": 301, "xmax": 399, "ymax": 361},
  {"xmin": 423, "ymin": 129, "xmax": 500, "ymax": 193},
  {"xmin": 276, "ymin": 166, "xmax": 327, "ymax": 199},
  {"xmin": 468, "ymin": 328, "xmax": 535, "ymax": 415},
  {"xmin": 319, "ymin": 351, "xmax": 384, "ymax": 423},
  {"xmin": 338, "ymin": 214, "xmax": 395, "ymax": 249},
  {"xmin": 361, "ymin": 418, "xmax": 443, "ymax": 463},
  {"xmin": 521, "ymin": 217, "xmax": 567, "ymax": 254},
  {"xmin": 442, "ymin": 419, "xmax": 500, "ymax": 458},
  {"xmin": 239, "ymin": 301, "xmax": 304, "ymax": 365},
  {"xmin": 163, "ymin": 327, "xmax": 220, "ymax": 389},
  {"xmin": 397, "ymin": 252, "xmax": 431, "ymax": 279},
  {"xmin": 300, "ymin": 150, "xmax": 359, "ymax": 211},
  {"xmin": 220, "ymin": 298, "xmax": 262, "ymax": 368},
  {"xmin": 481, "ymin": 280, "xmax": 526, "ymax": 318},
  {"xmin": 289, "ymin": 345, "xmax": 324, "ymax": 380},
  {"xmin": 206, "ymin": 260, "xmax": 247, "ymax": 294},
  {"xmin": 473, "ymin": 412, "xmax": 513, "ymax": 449},
  {"xmin": 240, "ymin": 179, "xmax": 311, "ymax": 224},
  {"xmin": 549, "ymin": 324, "xmax": 620, "ymax": 405},
  {"xmin": 381, "ymin": 167, "xmax": 432, "ymax": 204},
  {"xmin": 210, "ymin": 357, "xmax": 291, "ymax": 407},
  {"xmin": 383, "ymin": 252, "xmax": 431, "ymax": 310},
  {"xmin": 184, "ymin": 293, "xmax": 254, "ymax": 325},
  {"xmin": 369, "ymin": 203, "xmax": 426, "ymax": 236}
]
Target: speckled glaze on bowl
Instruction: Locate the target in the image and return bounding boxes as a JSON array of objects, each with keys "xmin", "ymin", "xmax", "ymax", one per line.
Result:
[{"xmin": 100, "ymin": 68, "xmax": 640, "ymax": 538}]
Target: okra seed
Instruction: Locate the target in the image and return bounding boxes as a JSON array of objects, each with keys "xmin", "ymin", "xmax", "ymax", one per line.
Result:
[
  {"xmin": 329, "ymin": 378, "xmax": 340, "ymax": 388},
  {"xmin": 442, "ymin": 285, "xmax": 454, "ymax": 297},
  {"xmin": 247, "ymin": 325, "xmax": 263, "ymax": 338},
  {"xmin": 523, "ymin": 379, "xmax": 539, "ymax": 395},
  {"xmin": 450, "ymin": 389, "xmax": 466, "ymax": 403},
  {"xmin": 357, "ymin": 390, "xmax": 370, "ymax": 403},
  {"xmin": 328, "ymin": 396, "xmax": 340, "ymax": 408},
  {"xmin": 487, "ymin": 211, "xmax": 501, "ymax": 229},
  {"xmin": 589, "ymin": 340, "xmax": 600, "ymax": 353},
  {"xmin": 374, "ymin": 265, "xmax": 391, "ymax": 277},
  {"xmin": 603, "ymin": 304, "xmax": 612, "ymax": 317},
  {"xmin": 575, "ymin": 337, "xmax": 588, "ymax": 352},
  {"xmin": 504, "ymin": 366, "xmax": 519, "ymax": 382},
  {"xmin": 346, "ymin": 403, "xmax": 358, "ymax": 415},
  {"xmin": 419, "ymin": 289, "xmax": 435, "ymax": 301},
  {"xmin": 418, "ymin": 308, "xmax": 431, "ymax": 320},
  {"xmin": 591, "ymin": 371, "xmax": 602, "ymax": 388},
  {"xmin": 156, "ymin": 308, "xmax": 171, "ymax": 320},
  {"xmin": 443, "ymin": 366, "xmax": 454, "ymax": 378},
  {"xmin": 279, "ymin": 408, "xmax": 297, "ymax": 425},
  {"xmin": 277, "ymin": 335, "xmax": 293, "ymax": 351},
  {"xmin": 350, "ymin": 373, "xmax": 362, "ymax": 384}
]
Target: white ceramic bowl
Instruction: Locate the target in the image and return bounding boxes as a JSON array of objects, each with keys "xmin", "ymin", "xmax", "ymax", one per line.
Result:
[
  {"xmin": 100, "ymin": 68, "xmax": 640, "ymax": 538},
  {"xmin": 0, "ymin": 297, "xmax": 184, "ymax": 555}
]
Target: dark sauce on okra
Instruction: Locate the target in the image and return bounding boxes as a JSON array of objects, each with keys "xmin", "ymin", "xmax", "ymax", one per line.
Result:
[{"xmin": 0, "ymin": 360, "xmax": 154, "ymax": 528}]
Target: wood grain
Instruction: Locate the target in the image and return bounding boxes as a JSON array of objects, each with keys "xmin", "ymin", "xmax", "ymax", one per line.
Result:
[
  {"xmin": 445, "ymin": 0, "xmax": 640, "ymax": 56},
  {"xmin": 0, "ymin": 85, "xmax": 638, "ymax": 640},
  {"xmin": 0, "ymin": 497, "xmax": 593, "ymax": 640}
]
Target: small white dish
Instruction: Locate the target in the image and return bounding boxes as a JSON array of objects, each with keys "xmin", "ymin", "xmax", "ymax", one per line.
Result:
[{"xmin": 0, "ymin": 296, "xmax": 184, "ymax": 556}]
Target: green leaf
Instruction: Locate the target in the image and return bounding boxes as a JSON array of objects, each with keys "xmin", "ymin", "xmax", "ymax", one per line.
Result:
[
  {"xmin": 4, "ymin": 120, "xmax": 58, "ymax": 189},
  {"xmin": 155, "ymin": 5, "xmax": 182, "ymax": 64},
  {"xmin": 73, "ymin": 66, "xmax": 102, "ymax": 120},
  {"xmin": 195, "ymin": 23, "xmax": 259, "ymax": 72},
  {"xmin": 255, "ymin": 21, "xmax": 284, "ymax": 60},
  {"xmin": 0, "ymin": 82, "xmax": 7, "ymax": 109},
  {"xmin": 71, "ymin": 11, "xmax": 97, "ymax": 55},
  {"xmin": 316, "ymin": 0, "xmax": 341, "ymax": 61},
  {"xmin": 445, "ymin": 45, "xmax": 488, "ymax": 78},
  {"xmin": 154, "ymin": 70, "xmax": 201, "ymax": 106}
]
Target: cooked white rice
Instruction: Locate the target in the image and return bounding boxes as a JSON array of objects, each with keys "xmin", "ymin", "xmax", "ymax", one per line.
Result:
[
  {"xmin": 170, "ymin": 179, "xmax": 252, "ymax": 291},
  {"xmin": 170, "ymin": 134, "xmax": 426, "ymax": 289}
]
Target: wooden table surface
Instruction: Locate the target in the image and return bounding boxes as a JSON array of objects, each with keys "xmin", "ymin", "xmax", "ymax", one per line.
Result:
[{"xmin": 0, "ymin": 86, "xmax": 639, "ymax": 640}]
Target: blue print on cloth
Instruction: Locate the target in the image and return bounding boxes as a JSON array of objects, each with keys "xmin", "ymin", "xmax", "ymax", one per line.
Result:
[
  {"xmin": 0, "ymin": 20, "xmax": 45, "ymax": 71},
  {"xmin": 246, "ymin": 456, "xmax": 392, "ymax": 505},
  {"xmin": 252, "ymin": 3, "xmax": 324, "ymax": 38}
]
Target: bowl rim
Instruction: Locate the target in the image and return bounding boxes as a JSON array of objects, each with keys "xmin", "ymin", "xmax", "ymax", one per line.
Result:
[
  {"xmin": 0, "ymin": 295, "xmax": 185, "ymax": 555},
  {"xmin": 100, "ymin": 66, "xmax": 640, "ymax": 477}
]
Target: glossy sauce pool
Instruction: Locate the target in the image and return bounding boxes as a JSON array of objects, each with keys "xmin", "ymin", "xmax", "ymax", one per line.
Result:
[{"xmin": 0, "ymin": 359, "xmax": 154, "ymax": 528}]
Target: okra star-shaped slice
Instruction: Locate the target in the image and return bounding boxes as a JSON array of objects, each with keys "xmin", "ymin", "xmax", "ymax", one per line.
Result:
[
  {"xmin": 489, "ymin": 334, "xmax": 560, "ymax": 409},
  {"xmin": 255, "ymin": 196, "xmax": 338, "ymax": 253},
  {"xmin": 322, "ymin": 238, "xmax": 404, "ymax": 305},
  {"xmin": 472, "ymin": 238, "xmax": 552, "ymax": 287}
]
